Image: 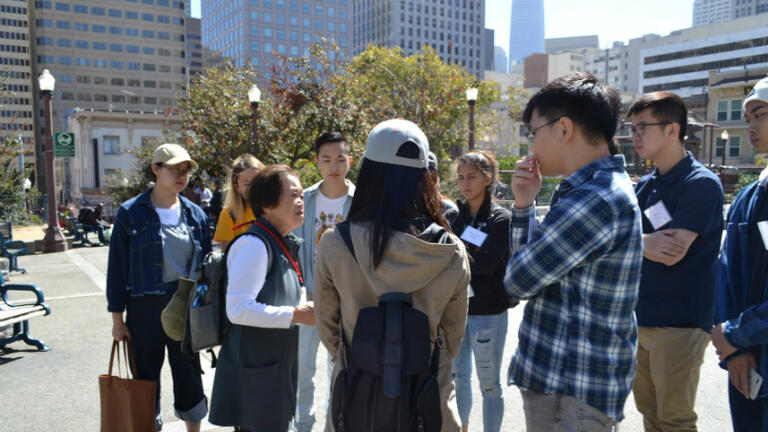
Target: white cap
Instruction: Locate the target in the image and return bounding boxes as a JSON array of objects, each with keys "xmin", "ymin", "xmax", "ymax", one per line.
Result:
[
  {"xmin": 744, "ymin": 75, "xmax": 768, "ymax": 111},
  {"xmin": 364, "ymin": 119, "xmax": 430, "ymax": 169}
]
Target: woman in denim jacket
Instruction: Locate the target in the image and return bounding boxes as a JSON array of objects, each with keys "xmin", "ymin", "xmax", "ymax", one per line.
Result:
[{"xmin": 106, "ymin": 144, "xmax": 212, "ymax": 432}]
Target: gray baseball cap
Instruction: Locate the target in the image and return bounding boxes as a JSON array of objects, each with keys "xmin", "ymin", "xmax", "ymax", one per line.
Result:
[{"xmin": 364, "ymin": 119, "xmax": 429, "ymax": 169}]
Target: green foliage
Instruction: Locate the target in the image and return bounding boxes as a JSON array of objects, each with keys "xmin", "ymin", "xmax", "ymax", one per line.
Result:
[
  {"xmin": 133, "ymin": 43, "xmax": 503, "ymax": 196},
  {"xmin": 341, "ymin": 45, "xmax": 498, "ymax": 180},
  {"xmin": 174, "ymin": 63, "xmax": 259, "ymax": 178},
  {"xmin": 0, "ymin": 74, "xmax": 38, "ymax": 224}
]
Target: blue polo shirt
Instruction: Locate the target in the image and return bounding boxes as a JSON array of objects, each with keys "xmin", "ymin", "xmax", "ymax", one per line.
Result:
[{"xmin": 634, "ymin": 151, "xmax": 724, "ymax": 331}]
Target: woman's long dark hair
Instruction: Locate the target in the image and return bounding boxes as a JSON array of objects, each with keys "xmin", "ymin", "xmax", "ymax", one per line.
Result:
[{"xmin": 346, "ymin": 157, "xmax": 449, "ymax": 268}]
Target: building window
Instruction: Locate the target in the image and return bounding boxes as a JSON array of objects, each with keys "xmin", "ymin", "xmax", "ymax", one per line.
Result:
[
  {"xmin": 731, "ymin": 100, "xmax": 742, "ymax": 122},
  {"xmin": 104, "ymin": 136, "xmax": 121, "ymax": 154},
  {"xmin": 94, "ymin": 94, "xmax": 108, "ymax": 102},
  {"xmin": 37, "ymin": 55, "xmax": 53, "ymax": 63},
  {"xmin": 729, "ymin": 136, "xmax": 741, "ymax": 157},
  {"xmin": 718, "ymin": 99, "xmax": 744, "ymax": 122}
]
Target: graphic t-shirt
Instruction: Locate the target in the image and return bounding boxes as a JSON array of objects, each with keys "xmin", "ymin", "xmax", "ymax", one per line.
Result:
[{"xmin": 314, "ymin": 190, "xmax": 346, "ymax": 256}]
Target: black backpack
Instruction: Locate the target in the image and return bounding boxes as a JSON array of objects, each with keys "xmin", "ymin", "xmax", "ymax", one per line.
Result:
[
  {"xmin": 331, "ymin": 223, "xmax": 442, "ymax": 432},
  {"xmin": 181, "ymin": 230, "xmax": 271, "ymax": 363}
]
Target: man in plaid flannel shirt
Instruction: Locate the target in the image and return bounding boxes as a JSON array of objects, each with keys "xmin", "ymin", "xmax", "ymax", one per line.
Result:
[{"xmin": 504, "ymin": 72, "xmax": 643, "ymax": 432}]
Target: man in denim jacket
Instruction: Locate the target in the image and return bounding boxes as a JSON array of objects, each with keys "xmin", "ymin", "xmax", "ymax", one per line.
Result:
[{"xmin": 712, "ymin": 75, "xmax": 768, "ymax": 431}]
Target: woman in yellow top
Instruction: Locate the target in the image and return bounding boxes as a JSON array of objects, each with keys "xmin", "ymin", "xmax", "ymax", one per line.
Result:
[{"xmin": 214, "ymin": 154, "xmax": 265, "ymax": 251}]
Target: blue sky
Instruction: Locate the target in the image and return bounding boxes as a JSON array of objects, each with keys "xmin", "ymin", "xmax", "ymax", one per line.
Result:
[{"xmin": 191, "ymin": 0, "xmax": 694, "ymax": 50}]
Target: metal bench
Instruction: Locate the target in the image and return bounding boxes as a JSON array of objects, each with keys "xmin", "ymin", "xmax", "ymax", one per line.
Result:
[
  {"xmin": 0, "ymin": 271, "xmax": 51, "ymax": 351},
  {"xmin": 59, "ymin": 213, "xmax": 96, "ymax": 247},
  {"xmin": 0, "ymin": 222, "xmax": 29, "ymax": 274}
]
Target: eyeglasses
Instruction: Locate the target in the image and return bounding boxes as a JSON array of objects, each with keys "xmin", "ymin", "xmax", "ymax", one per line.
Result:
[
  {"xmin": 630, "ymin": 122, "xmax": 671, "ymax": 137},
  {"xmin": 525, "ymin": 117, "xmax": 562, "ymax": 144},
  {"xmin": 162, "ymin": 164, "xmax": 193, "ymax": 177}
]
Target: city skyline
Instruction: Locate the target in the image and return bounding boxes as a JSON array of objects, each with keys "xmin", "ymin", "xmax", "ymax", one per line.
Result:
[{"xmin": 192, "ymin": 0, "xmax": 694, "ymax": 55}]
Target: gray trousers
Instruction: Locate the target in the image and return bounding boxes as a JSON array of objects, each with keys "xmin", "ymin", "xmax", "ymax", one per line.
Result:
[{"xmin": 520, "ymin": 389, "xmax": 618, "ymax": 432}]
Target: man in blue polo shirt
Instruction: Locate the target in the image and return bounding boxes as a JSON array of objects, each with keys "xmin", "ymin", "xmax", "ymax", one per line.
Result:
[{"xmin": 628, "ymin": 92, "xmax": 724, "ymax": 431}]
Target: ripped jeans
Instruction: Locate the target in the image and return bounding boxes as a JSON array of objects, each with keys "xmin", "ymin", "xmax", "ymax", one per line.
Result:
[{"xmin": 451, "ymin": 311, "xmax": 507, "ymax": 431}]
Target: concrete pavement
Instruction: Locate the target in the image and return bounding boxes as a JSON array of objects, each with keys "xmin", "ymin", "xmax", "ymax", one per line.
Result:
[{"xmin": 1, "ymin": 246, "xmax": 731, "ymax": 431}]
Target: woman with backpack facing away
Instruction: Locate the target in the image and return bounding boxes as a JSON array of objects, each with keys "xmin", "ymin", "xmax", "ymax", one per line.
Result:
[
  {"xmin": 209, "ymin": 165, "xmax": 316, "ymax": 432},
  {"xmin": 214, "ymin": 154, "xmax": 264, "ymax": 251},
  {"xmin": 313, "ymin": 119, "xmax": 471, "ymax": 432},
  {"xmin": 448, "ymin": 151, "xmax": 512, "ymax": 432},
  {"xmin": 107, "ymin": 143, "xmax": 212, "ymax": 432}
]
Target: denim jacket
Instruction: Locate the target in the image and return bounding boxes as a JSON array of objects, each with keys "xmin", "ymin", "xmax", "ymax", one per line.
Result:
[
  {"xmin": 291, "ymin": 180, "xmax": 355, "ymax": 297},
  {"xmin": 716, "ymin": 176, "xmax": 768, "ymax": 397},
  {"xmin": 107, "ymin": 189, "xmax": 212, "ymax": 312}
]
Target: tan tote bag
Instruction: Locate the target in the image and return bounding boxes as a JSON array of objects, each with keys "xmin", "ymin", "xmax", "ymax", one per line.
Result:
[{"xmin": 98, "ymin": 340, "xmax": 157, "ymax": 432}]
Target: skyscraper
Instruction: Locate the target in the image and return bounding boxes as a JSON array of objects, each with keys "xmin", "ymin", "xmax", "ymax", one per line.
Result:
[
  {"xmin": 692, "ymin": 0, "xmax": 768, "ymax": 26},
  {"xmin": 508, "ymin": 0, "xmax": 544, "ymax": 68},
  {"xmin": 354, "ymin": 0, "xmax": 488, "ymax": 78},
  {"xmin": 494, "ymin": 46, "xmax": 507, "ymax": 73},
  {"xmin": 0, "ymin": 0, "xmax": 35, "ymax": 144},
  {"xmin": 201, "ymin": 0, "xmax": 353, "ymax": 76}
]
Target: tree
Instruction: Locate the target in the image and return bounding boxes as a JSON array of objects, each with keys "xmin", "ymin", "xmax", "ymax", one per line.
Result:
[
  {"xmin": 339, "ymin": 45, "xmax": 498, "ymax": 178},
  {"xmin": 144, "ymin": 43, "xmax": 499, "ymax": 194},
  {"xmin": 0, "ymin": 71, "xmax": 37, "ymax": 224},
  {"xmin": 174, "ymin": 63, "xmax": 259, "ymax": 178}
]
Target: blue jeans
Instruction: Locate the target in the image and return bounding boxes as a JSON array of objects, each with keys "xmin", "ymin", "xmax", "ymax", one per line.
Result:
[
  {"xmin": 294, "ymin": 323, "xmax": 334, "ymax": 432},
  {"xmin": 451, "ymin": 311, "xmax": 507, "ymax": 431},
  {"xmin": 729, "ymin": 379, "xmax": 768, "ymax": 432}
]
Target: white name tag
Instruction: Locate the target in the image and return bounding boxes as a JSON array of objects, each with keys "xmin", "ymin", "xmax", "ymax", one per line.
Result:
[
  {"xmin": 460, "ymin": 226, "xmax": 488, "ymax": 247},
  {"xmin": 644, "ymin": 200, "xmax": 673, "ymax": 231},
  {"xmin": 758, "ymin": 221, "xmax": 768, "ymax": 251}
]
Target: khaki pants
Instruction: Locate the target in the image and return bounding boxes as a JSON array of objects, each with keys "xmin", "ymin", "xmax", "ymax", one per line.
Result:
[{"xmin": 632, "ymin": 326, "xmax": 710, "ymax": 432}]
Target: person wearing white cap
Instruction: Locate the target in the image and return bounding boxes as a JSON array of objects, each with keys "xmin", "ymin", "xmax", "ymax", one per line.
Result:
[
  {"xmin": 107, "ymin": 143, "xmax": 212, "ymax": 432},
  {"xmin": 712, "ymin": 75, "xmax": 768, "ymax": 432},
  {"xmin": 313, "ymin": 119, "xmax": 470, "ymax": 431}
]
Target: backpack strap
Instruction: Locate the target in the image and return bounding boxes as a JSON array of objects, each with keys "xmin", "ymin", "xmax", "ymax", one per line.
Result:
[
  {"xmin": 223, "ymin": 230, "xmax": 273, "ymax": 276},
  {"xmin": 336, "ymin": 222, "xmax": 356, "ymax": 262},
  {"xmin": 335, "ymin": 222, "xmax": 354, "ymax": 369},
  {"xmin": 380, "ymin": 292, "xmax": 412, "ymax": 397}
]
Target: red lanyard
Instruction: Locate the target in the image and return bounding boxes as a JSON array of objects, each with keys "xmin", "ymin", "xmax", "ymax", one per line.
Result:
[{"xmin": 252, "ymin": 220, "xmax": 304, "ymax": 286}]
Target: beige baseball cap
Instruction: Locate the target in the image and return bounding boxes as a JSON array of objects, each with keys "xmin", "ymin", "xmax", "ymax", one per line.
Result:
[{"xmin": 151, "ymin": 143, "xmax": 198, "ymax": 170}]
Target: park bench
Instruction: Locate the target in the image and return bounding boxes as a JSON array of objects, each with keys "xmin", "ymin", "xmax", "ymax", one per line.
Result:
[
  {"xmin": 0, "ymin": 271, "xmax": 51, "ymax": 351},
  {"xmin": 59, "ymin": 213, "xmax": 96, "ymax": 247},
  {"xmin": 0, "ymin": 222, "xmax": 29, "ymax": 274}
]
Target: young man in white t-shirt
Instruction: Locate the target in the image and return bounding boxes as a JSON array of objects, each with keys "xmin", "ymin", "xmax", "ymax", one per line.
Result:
[{"xmin": 292, "ymin": 132, "xmax": 356, "ymax": 432}]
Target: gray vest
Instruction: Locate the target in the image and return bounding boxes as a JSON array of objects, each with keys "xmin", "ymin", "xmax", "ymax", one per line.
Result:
[{"xmin": 209, "ymin": 219, "xmax": 303, "ymax": 431}]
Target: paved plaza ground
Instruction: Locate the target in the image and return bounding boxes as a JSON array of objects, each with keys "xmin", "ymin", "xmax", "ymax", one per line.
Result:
[{"xmin": 1, "ymin": 244, "xmax": 732, "ymax": 431}]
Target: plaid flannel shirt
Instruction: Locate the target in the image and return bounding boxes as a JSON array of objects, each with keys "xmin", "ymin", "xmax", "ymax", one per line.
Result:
[{"xmin": 504, "ymin": 155, "xmax": 643, "ymax": 422}]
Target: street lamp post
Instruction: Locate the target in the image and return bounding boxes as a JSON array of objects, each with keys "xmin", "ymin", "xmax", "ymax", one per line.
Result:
[
  {"xmin": 720, "ymin": 129, "xmax": 729, "ymax": 184},
  {"xmin": 466, "ymin": 87, "xmax": 478, "ymax": 152},
  {"xmin": 39, "ymin": 69, "xmax": 68, "ymax": 253},
  {"xmin": 248, "ymin": 85, "xmax": 261, "ymax": 156}
]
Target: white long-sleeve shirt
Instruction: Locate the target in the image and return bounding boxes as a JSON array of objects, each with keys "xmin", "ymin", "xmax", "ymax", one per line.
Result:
[{"xmin": 226, "ymin": 235, "xmax": 295, "ymax": 328}]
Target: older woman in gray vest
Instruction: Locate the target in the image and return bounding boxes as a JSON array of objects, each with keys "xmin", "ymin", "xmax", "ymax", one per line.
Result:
[{"xmin": 209, "ymin": 165, "xmax": 316, "ymax": 432}]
